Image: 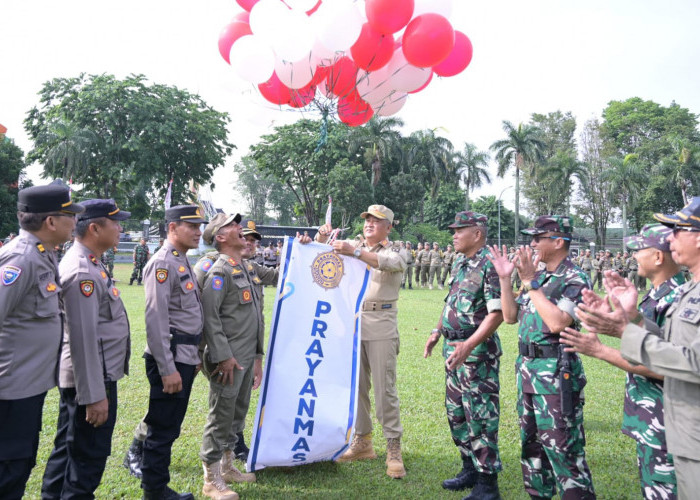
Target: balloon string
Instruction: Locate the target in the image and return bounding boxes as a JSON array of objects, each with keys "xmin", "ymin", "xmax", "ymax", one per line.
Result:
[{"xmin": 315, "ymin": 108, "xmax": 328, "ymax": 152}]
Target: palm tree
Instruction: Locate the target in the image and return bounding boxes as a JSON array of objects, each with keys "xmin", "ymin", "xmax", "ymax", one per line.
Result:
[
  {"xmin": 454, "ymin": 142, "xmax": 490, "ymax": 210},
  {"xmin": 347, "ymin": 116, "xmax": 404, "ymax": 188},
  {"xmin": 542, "ymin": 150, "xmax": 587, "ymax": 216},
  {"xmin": 490, "ymin": 121, "xmax": 545, "ymax": 243},
  {"xmin": 603, "ymin": 154, "xmax": 647, "ymax": 242},
  {"xmin": 663, "ymin": 136, "xmax": 700, "ymax": 204},
  {"xmin": 404, "ymin": 129, "xmax": 455, "ymax": 197},
  {"xmin": 39, "ymin": 118, "xmax": 97, "ymax": 181}
]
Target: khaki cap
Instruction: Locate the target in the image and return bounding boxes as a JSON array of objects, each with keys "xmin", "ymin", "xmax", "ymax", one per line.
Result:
[
  {"xmin": 360, "ymin": 204, "xmax": 394, "ymax": 224},
  {"xmin": 202, "ymin": 212, "xmax": 242, "ymax": 245}
]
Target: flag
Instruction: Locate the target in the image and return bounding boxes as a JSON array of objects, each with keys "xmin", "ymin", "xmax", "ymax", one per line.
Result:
[
  {"xmin": 247, "ymin": 236, "xmax": 370, "ymax": 471},
  {"xmin": 325, "ymin": 196, "xmax": 332, "ymax": 226},
  {"xmin": 164, "ymin": 178, "xmax": 173, "ymax": 210}
]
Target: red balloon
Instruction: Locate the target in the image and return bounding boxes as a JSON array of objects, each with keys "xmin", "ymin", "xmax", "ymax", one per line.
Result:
[
  {"xmin": 402, "ymin": 13, "xmax": 455, "ymax": 68},
  {"xmin": 306, "ymin": 0, "xmax": 322, "ymax": 15},
  {"xmin": 351, "ymin": 23, "xmax": 394, "ymax": 72},
  {"xmin": 258, "ymin": 73, "xmax": 292, "ymax": 105},
  {"xmin": 338, "ymin": 95, "xmax": 374, "ymax": 126},
  {"xmin": 408, "ymin": 70, "xmax": 432, "ymax": 94},
  {"xmin": 325, "ymin": 57, "xmax": 358, "ymax": 98},
  {"xmin": 309, "ymin": 65, "xmax": 329, "ymax": 86},
  {"xmin": 365, "ymin": 0, "xmax": 414, "ymax": 35},
  {"xmin": 236, "ymin": 0, "xmax": 259, "ymax": 12},
  {"xmin": 218, "ymin": 21, "xmax": 252, "ymax": 64},
  {"xmin": 289, "ymin": 84, "xmax": 316, "ymax": 108},
  {"xmin": 433, "ymin": 31, "xmax": 473, "ymax": 77}
]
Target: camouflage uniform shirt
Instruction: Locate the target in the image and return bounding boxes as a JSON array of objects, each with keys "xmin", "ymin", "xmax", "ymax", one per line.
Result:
[{"xmin": 516, "ymin": 257, "xmax": 590, "ymax": 394}]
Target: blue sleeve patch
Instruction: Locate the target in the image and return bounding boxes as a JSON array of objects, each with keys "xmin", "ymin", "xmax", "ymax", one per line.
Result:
[
  {"xmin": 200, "ymin": 258, "xmax": 214, "ymax": 272},
  {"xmin": 1, "ymin": 265, "xmax": 22, "ymax": 286},
  {"xmin": 212, "ymin": 276, "xmax": 224, "ymax": 291}
]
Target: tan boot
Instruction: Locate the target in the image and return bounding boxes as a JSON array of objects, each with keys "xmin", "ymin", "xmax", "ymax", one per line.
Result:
[
  {"xmin": 336, "ymin": 433, "xmax": 377, "ymax": 463},
  {"xmin": 202, "ymin": 461, "xmax": 239, "ymax": 500},
  {"xmin": 220, "ymin": 450, "xmax": 256, "ymax": 483},
  {"xmin": 385, "ymin": 437, "xmax": 406, "ymax": 479}
]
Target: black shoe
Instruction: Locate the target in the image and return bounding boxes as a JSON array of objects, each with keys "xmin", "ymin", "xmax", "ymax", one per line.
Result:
[
  {"xmin": 143, "ymin": 487, "xmax": 194, "ymax": 500},
  {"xmin": 443, "ymin": 458, "xmax": 477, "ymax": 491},
  {"xmin": 123, "ymin": 438, "xmax": 144, "ymax": 479},
  {"xmin": 408, "ymin": 285, "xmax": 413, "ymax": 289},
  {"xmin": 137, "ymin": 281, "xmax": 142, "ymax": 285},
  {"xmin": 129, "ymin": 279, "xmax": 134, "ymax": 285},
  {"xmin": 234, "ymin": 432, "xmax": 250, "ymax": 461},
  {"xmin": 462, "ymin": 472, "xmax": 500, "ymax": 500}
]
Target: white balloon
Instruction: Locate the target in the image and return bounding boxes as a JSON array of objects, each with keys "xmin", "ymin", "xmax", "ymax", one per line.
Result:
[
  {"xmin": 375, "ymin": 92, "xmax": 408, "ymax": 116},
  {"xmin": 355, "ymin": 67, "xmax": 392, "ymax": 104},
  {"xmin": 285, "ymin": 0, "xmax": 319, "ymax": 11},
  {"xmin": 229, "ymin": 35, "xmax": 276, "ymax": 84},
  {"xmin": 386, "ymin": 49, "xmax": 431, "ymax": 92},
  {"xmin": 249, "ymin": 0, "xmax": 290, "ymax": 46},
  {"xmin": 275, "ymin": 54, "xmax": 316, "ymax": 89},
  {"xmin": 413, "ymin": 0, "xmax": 453, "ymax": 19},
  {"xmin": 270, "ymin": 10, "xmax": 315, "ymax": 62},
  {"xmin": 311, "ymin": 40, "xmax": 340, "ymax": 67},
  {"xmin": 313, "ymin": 0, "xmax": 363, "ymax": 52}
]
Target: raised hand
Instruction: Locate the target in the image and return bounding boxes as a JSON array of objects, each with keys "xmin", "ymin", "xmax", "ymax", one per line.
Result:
[
  {"xmin": 486, "ymin": 245, "xmax": 514, "ymax": 279},
  {"xmin": 602, "ymin": 270, "xmax": 639, "ymax": 318}
]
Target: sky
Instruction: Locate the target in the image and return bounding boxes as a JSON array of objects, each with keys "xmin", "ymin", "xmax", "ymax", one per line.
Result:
[{"xmin": 1, "ymin": 0, "xmax": 699, "ymax": 216}]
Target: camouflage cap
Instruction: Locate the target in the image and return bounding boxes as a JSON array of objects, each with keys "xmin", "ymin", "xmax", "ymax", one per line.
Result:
[
  {"xmin": 360, "ymin": 204, "xmax": 394, "ymax": 224},
  {"xmin": 202, "ymin": 212, "xmax": 242, "ymax": 245},
  {"xmin": 654, "ymin": 197, "xmax": 700, "ymax": 229},
  {"xmin": 521, "ymin": 215, "xmax": 573, "ymax": 235},
  {"xmin": 624, "ymin": 224, "xmax": 672, "ymax": 252},
  {"xmin": 447, "ymin": 211, "xmax": 488, "ymax": 229}
]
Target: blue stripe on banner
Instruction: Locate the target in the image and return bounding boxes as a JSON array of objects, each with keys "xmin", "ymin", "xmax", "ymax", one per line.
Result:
[
  {"xmin": 332, "ymin": 263, "xmax": 372, "ymax": 460},
  {"xmin": 249, "ymin": 236, "xmax": 295, "ymax": 471}
]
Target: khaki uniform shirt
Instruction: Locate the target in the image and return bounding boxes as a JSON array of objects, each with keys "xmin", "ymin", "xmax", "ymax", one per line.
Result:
[
  {"xmin": 429, "ymin": 249, "xmax": 443, "ymax": 266},
  {"xmin": 144, "ymin": 241, "xmax": 203, "ymax": 374},
  {"xmin": 58, "ymin": 241, "xmax": 130, "ymax": 404},
  {"xmin": 419, "ymin": 248, "xmax": 432, "ymax": 265},
  {"xmin": 580, "ymin": 256, "xmax": 592, "ymax": 270},
  {"xmin": 405, "ymin": 249, "xmax": 415, "ymax": 265},
  {"xmin": 0, "ymin": 230, "xmax": 62, "ymax": 399},
  {"xmin": 442, "ymin": 250, "xmax": 454, "ymax": 269},
  {"xmin": 621, "ymin": 279, "xmax": 700, "ymax": 460}
]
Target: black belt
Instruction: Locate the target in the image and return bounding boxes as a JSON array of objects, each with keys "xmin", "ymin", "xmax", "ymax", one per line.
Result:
[
  {"xmin": 442, "ymin": 327, "xmax": 477, "ymax": 341},
  {"xmin": 169, "ymin": 328, "xmax": 202, "ymax": 359},
  {"xmin": 518, "ymin": 341, "xmax": 560, "ymax": 358}
]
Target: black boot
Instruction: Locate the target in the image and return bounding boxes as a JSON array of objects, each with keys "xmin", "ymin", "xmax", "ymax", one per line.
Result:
[
  {"xmin": 463, "ymin": 472, "xmax": 500, "ymax": 500},
  {"xmin": 123, "ymin": 438, "xmax": 144, "ymax": 479},
  {"xmin": 143, "ymin": 486, "xmax": 194, "ymax": 500},
  {"xmin": 129, "ymin": 278, "xmax": 134, "ymax": 285},
  {"xmin": 442, "ymin": 457, "xmax": 477, "ymax": 491},
  {"xmin": 234, "ymin": 431, "xmax": 250, "ymax": 461}
]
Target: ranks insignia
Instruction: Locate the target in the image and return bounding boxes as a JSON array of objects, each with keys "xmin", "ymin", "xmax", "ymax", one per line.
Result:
[
  {"xmin": 1, "ymin": 266, "xmax": 21, "ymax": 286},
  {"xmin": 200, "ymin": 259, "xmax": 213, "ymax": 272},
  {"xmin": 172, "ymin": 250, "xmax": 180, "ymax": 257},
  {"xmin": 156, "ymin": 268, "xmax": 168, "ymax": 283},
  {"xmin": 185, "ymin": 281, "xmax": 194, "ymax": 290},
  {"xmin": 212, "ymin": 276, "xmax": 224, "ymax": 290},
  {"xmin": 178, "ymin": 265, "xmax": 186, "ymax": 273},
  {"xmin": 381, "ymin": 239, "xmax": 389, "ymax": 247},
  {"xmin": 253, "ymin": 276, "xmax": 261, "ymax": 284},
  {"xmin": 247, "ymin": 264, "xmax": 253, "ymax": 271},
  {"xmin": 101, "ymin": 271, "xmax": 107, "ymax": 279},
  {"xmin": 228, "ymin": 257, "xmax": 238, "ymax": 266},
  {"xmin": 232, "ymin": 268, "xmax": 243, "ymax": 275},
  {"xmin": 241, "ymin": 289, "xmax": 252, "ymax": 303},
  {"xmin": 80, "ymin": 280, "xmax": 95, "ymax": 297},
  {"xmin": 36, "ymin": 243, "xmax": 45, "ymax": 253},
  {"xmin": 46, "ymin": 282, "xmax": 57, "ymax": 292},
  {"xmin": 88, "ymin": 254, "xmax": 98, "ymax": 265}
]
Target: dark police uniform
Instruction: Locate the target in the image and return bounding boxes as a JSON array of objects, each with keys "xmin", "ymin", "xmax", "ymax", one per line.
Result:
[
  {"xmin": 41, "ymin": 199, "xmax": 131, "ymax": 499},
  {"xmin": 0, "ymin": 184, "xmax": 84, "ymax": 500},
  {"xmin": 140, "ymin": 205, "xmax": 206, "ymax": 497}
]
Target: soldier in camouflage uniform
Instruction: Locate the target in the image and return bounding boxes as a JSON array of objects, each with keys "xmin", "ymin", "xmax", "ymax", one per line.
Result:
[
  {"xmin": 402, "ymin": 241, "xmax": 415, "ymax": 289},
  {"xmin": 428, "ymin": 242, "xmax": 443, "ymax": 289},
  {"xmin": 129, "ymin": 238, "xmax": 150, "ymax": 285},
  {"xmin": 489, "ymin": 215, "xmax": 596, "ymax": 499},
  {"xmin": 561, "ymin": 224, "xmax": 683, "ymax": 499},
  {"xmin": 419, "ymin": 242, "xmax": 432, "ymax": 288},
  {"xmin": 424, "ymin": 212, "xmax": 503, "ymax": 500},
  {"xmin": 414, "ymin": 242, "xmax": 424, "ymax": 286},
  {"xmin": 440, "ymin": 244, "xmax": 455, "ymax": 286},
  {"xmin": 101, "ymin": 245, "xmax": 116, "ymax": 279}
]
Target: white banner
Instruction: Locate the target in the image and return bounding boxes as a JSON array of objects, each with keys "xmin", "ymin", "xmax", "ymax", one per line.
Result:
[{"xmin": 247, "ymin": 237, "xmax": 370, "ymax": 471}]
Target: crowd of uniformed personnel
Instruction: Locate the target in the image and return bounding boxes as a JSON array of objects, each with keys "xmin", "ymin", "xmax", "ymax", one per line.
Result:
[{"xmin": 3, "ymin": 183, "xmax": 700, "ymax": 500}]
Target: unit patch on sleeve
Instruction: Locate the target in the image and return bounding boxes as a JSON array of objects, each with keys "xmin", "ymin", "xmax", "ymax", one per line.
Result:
[
  {"xmin": 80, "ymin": 280, "xmax": 95, "ymax": 297},
  {"xmin": 156, "ymin": 268, "xmax": 168, "ymax": 283},
  {"xmin": 212, "ymin": 276, "xmax": 224, "ymax": 291},
  {"xmin": 1, "ymin": 266, "xmax": 21, "ymax": 286}
]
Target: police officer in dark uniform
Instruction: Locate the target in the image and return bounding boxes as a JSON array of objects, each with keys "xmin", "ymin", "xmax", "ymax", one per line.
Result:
[
  {"xmin": 41, "ymin": 199, "xmax": 131, "ymax": 499},
  {"xmin": 0, "ymin": 183, "xmax": 84, "ymax": 499},
  {"xmin": 139, "ymin": 205, "xmax": 207, "ymax": 500}
]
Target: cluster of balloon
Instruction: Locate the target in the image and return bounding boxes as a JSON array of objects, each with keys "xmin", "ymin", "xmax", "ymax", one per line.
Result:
[{"xmin": 218, "ymin": 0, "xmax": 473, "ymax": 127}]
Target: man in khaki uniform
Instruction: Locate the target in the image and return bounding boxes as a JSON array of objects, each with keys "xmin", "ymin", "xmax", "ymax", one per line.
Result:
[
  {"xmin": 576, "ymin": 197, "xmax": 700, "ymax": 498},
  {"xmin": 580, "ymin": 249, "xmax": 593, "ymax": 281},
  {"xmin": 428, "ymin": 242, "xmax": 443, "ymax": 289},
  {"xmin": 441, "ymin": 244, "xmax": 455, "ymax": 286},
  {"xmin": 419, "ymin": 242, "xmax": 432, "ymax": 288},
  {"xmin": 196, "ymin": 213, "xmax": 257, "ymax": 499},
  {"xmin": 414, "ymin": 242, "xmax": 424, "ymax": 286},
  {"xmin": 313, "ymin": 205, "xmax": 408, "ymax": 478},
  {"xmin": 41, "ymin": 199, "xmax": 131, "ymax": 499},
  {"xmin": 0, "ymin": 183, "xmax": 84, "ymax": 499},
  {"xmin": 402, "ymin": 241, "xmax": 414, "ymax": 289}
]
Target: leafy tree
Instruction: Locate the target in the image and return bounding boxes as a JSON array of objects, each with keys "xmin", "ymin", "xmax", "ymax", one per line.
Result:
[
  {"xmin": 423, "ymin": 183, "xmax": 465, "ymax": 229},
  {"xmin": 327, "ymin": 159, "xmax": 373, "ymax": 229},
  {"xmin": 453, "ymin": 142, "xmax": 490, "ymax": 210},
  {"xmin": 404, "ymin": 129, "xmax": 455, "ymax": 198},
  {"xmin": 540, "ymin": 150, "xmax": 586, "ymax": 216},
  {"xmin": 347, "ymin": 116, "xmax": 403, "ymax": 188},
  {"xmin": 399, "ymin": 222, "xmax": 452, "ymax": 247},
  {"xmin": 25, "ymin": 74, "xmax": 233, "ymax": 219},
  {"xmin": 490, "ymin": 121, "xmax": 545, "ymax": 243},
  {"xmin": 236, "ymin": 156, "xmax": 277, "ymax": 223},
  {"xmin": 37, "ymin": 118, "xmax": 97, "ymax": 181},
  {"xmin": 0, "ymin": 139, "xmax": 31, "ymax": 237},
  {"xmin": 603, "ymin": 154, "xmax": 647, "ymax": 242},
  {"xmin": 656, "ymin": 136, "xmax": 700, "ymax": 205},
  {"xmin": 471, "ymin": 195, "xmax": 524, "ymax": 248}
]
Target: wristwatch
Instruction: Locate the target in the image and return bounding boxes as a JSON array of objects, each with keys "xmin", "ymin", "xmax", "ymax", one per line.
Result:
[
  {"xmin": 353, "ymin": 248, "xmax": 362, "ymax": 258},
  {"xmin": 523, "ymin": 280, "xmax": 540, "ymax": 292}
]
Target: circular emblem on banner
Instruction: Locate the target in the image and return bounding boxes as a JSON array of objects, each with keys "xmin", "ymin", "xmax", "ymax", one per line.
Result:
[{"xmin": 311, "ymin": 251, "xmax": 344, "ymax": 289}]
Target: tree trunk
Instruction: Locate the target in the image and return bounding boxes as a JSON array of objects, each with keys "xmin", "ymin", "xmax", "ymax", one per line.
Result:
[
  {"xmin": 514, "ymin": 167, "xmax": 520, "ymax": 247},
  {"xmin": 465, "ymin": 182, "xmax": 471, "ymax": 211},
  {"xmin": 621, "ymin": 199, "xmax": 627, "ymax": 248}
]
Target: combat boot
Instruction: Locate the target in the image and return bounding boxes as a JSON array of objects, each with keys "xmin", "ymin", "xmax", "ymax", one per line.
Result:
[
  {"xmin": 129, "ymin": 278, "xmax": 134, "ymax": 285},
  {"xmin": 462, "ymin": 472, "xmax": 500, "ymax": 500},
  {"xmin": 442, "ymin": 456, "xmax": 477, "ymax": 490},
  {"xmin": 143, "ymin": 486, "xmax": 194, "ymax": 500},
  {"xmin": 220, "ymin": 450, "xmax": 256, "ymax": 483},
  {"xmin": 233, "ymin": 432, "xmax": 249, "ymax": 461},
  {"xmin": 385, "ymin": 437, "xmax": 406, "ymax": 479},
  {"xmin": 336, "ymin": 433, "xmax": 377, "ymax": 463},
  {"xmin": 202, "ymin": 461, "xmax": 239, "ymax": 500},
  {"xmin": 122, "ymin": 438, "xmax": 144, "ymax": 479},
  {"xmin": 408, "ymin": 284, "xmax": 413, "ymax": 289}
]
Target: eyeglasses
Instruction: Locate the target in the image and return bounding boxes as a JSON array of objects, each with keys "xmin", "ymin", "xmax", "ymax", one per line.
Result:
[
  {"xmin": 672, "ymin": 226, "xmax": 700, "ymax": 235},
  {"xmin": 532, "ymin": 235, "xmax": 571, "ymax": 243}
]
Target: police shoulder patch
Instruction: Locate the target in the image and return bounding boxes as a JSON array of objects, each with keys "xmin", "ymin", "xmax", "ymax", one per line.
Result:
[
  {"xmin": 1, "ymin": 265, "xmax": 21, "ymax": 286},
  {"xmin": 80, "ymin": 280, "xmax": 95, "ymax": 297},
  {"xmin": 212, "ymin": 276, "xmax": 224, "ymax": 291},
  {"xmin": 156, "ymin": 268, "xmax": 168, "ymax": 283},
  {"xmin": 200, "ymin": 258, "xmax": 214, "ymax": 272}
]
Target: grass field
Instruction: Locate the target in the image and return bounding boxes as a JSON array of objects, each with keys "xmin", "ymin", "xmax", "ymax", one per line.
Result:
[{"xmin": 24, "ymin": 263, "xmax": 639, "ymax": 499}]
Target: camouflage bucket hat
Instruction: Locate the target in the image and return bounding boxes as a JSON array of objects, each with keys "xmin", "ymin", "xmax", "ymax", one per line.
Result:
[
  {"xmin": 448, "ymin": 211, "xmax": 487, "ymax": 229},
  {"xmin": 521, "ymin": 215, "xmax": 573, "ymax": 235},
  {"xmin": 624, "ymin": 224, "xmax": 672, "ymax": 252},
  {"xmin": 654, "ymin": 197, "xmax": 700, "ymax": 229}
]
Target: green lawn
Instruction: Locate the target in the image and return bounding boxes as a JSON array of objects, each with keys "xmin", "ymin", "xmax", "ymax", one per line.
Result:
[{"xmin": 25, "ymin": 263, "xmax": 638, "ymax": 499}]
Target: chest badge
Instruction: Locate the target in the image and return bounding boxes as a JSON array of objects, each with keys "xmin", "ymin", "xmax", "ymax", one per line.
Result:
[
  {"xmin": 178, "ymin": 265, "xmax": 186, "ymax": 273},
  {"xmin": 185, "ymin": 281, "xmax": 194, "ymax": 291},
  {"xmin": 46, "ymin": 282, "xmax": 57, "ymax": 292}
]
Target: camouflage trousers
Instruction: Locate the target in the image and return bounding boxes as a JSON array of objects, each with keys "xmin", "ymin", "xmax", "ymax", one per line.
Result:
[
  {"xmin": 441, "ymin": 266, "xmax": 450, "ymax": 285},
  {"xmin": 636, "ymin": 442, "xmax": 677, "ymax": 500},
  {"xmin": 443, "ymin": 343, "xmax": 502, "ymax": 474},
  {"xmin": 518, "ymin": 391, "xmax": 595, "ymax": 499},
  {"xmin": 130, "ymin": 262, "xmax": 146, "ymax": 283}
]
